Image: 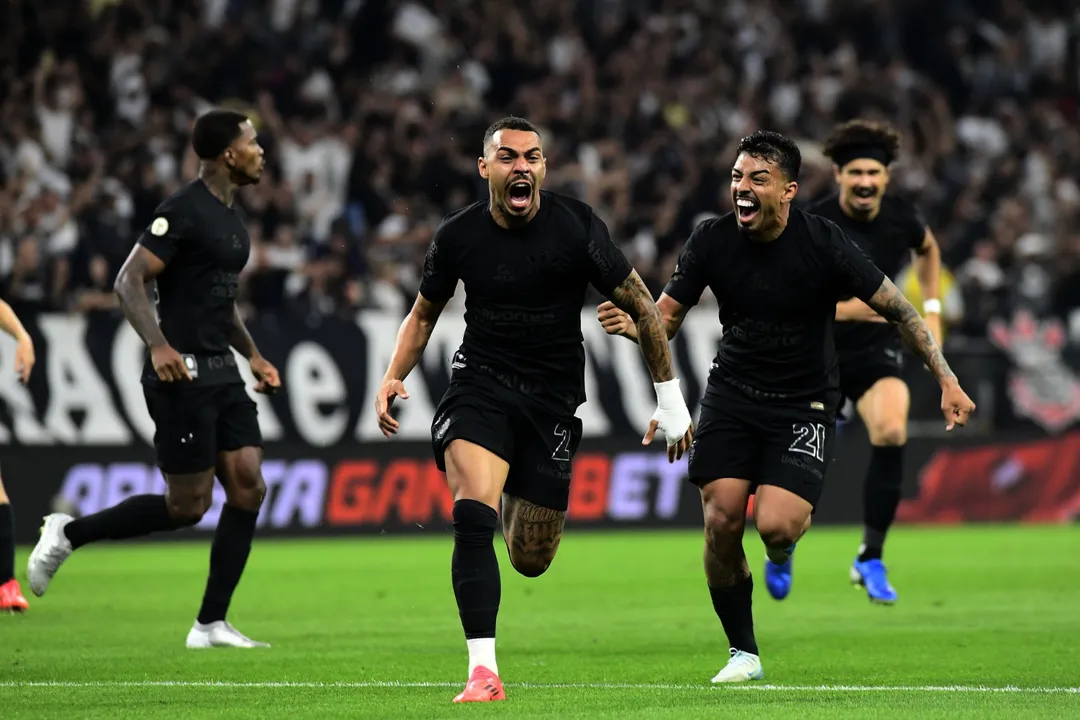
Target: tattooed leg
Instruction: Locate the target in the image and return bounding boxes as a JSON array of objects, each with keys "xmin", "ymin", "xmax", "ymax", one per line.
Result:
[{"xmin": 501, "ymin": 494, "xmax": 566, "ymax": 578}]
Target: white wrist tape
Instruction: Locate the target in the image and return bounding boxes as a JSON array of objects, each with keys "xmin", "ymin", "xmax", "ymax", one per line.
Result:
[
  {"xmin": 654, "ymin": 378, "xmax": 683, "ymax": 409},
  {"xmin": 923, "ymin": 299, "xmax": 942, "ymax": 314}
]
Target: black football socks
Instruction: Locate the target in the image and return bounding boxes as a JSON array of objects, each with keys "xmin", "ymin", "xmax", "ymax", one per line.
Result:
[
  {"xmin": 451, "ymin": 499, "xmax": 501, "ymax": 641},
  {"xmin": 64, "ymin": 494, "xmax": 191, "ymax": 549},
  {"xmin": 197, "ymin": 504, "xmax": 259, "ymax": 625},
  {"xmin": 709, "ymin": 576, "xmax": 759, "ymax": 655},
  {"xmin": 860, "ymin": 445, "xmax": 904, "ymax": 561},
  {"xmin": 0, "ymin": 503, "xmax": 14, "ymax": 583}
]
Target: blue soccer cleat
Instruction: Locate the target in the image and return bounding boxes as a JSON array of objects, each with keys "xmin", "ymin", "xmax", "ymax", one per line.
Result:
[
  {"xmin": 764, "ymin": 544, "xmax": 796, "ymax": 600},
  {"xmin": 850, "ymin": 557, "xmax": 898, "ymax": 605}
]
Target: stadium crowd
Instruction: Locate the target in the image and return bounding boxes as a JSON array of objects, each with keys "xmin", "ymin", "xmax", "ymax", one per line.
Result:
[{"xmin": 1, "ymin": 0, "xmax": 1079, "ymax": 341}]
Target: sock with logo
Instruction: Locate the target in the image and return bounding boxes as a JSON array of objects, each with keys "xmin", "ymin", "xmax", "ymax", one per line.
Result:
[
  {"xmin": 452, "ymin": 499, "xmax": 501, "ymax": 676},
  {"xmin": 63, "ymin": 495, "xmax": 192, "ymax": 550},
  {"xmin": 860, "ymin": 445, "xmax": 904, "ymax": 561},
  {"xmin": 197, "ymin": 504, "xmax": 259, "ymax": 624},
  {"xmin": 708, "ymin": 575, "xmax": 759, "ymax": 656},
  {"xmin": 0, "ymin": 503, "xmax": 14, "ymax": 583}
]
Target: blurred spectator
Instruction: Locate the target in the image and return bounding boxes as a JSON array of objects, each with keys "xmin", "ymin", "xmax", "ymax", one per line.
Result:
[{"xmin": 1, "ymin": 0, "xmax": 1078, "ymax": 345}]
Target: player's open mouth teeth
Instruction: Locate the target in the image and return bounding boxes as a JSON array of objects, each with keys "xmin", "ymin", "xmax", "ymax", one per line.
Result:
[
  {"xmin": 508, "ymin": 182, "xmax": 532, "ymax": 209},
  {"xmin": 853, "ymin": 188, "xmax": 876, "ymax": 198},
  {"xmin": 736, "ymin": 197, "xmax": 759, "ymax": 221}
]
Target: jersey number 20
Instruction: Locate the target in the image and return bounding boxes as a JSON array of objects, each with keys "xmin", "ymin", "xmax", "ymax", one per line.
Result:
[{"xmin": 788, "ymin": 423, "xmax": 826, "ymax": 462}]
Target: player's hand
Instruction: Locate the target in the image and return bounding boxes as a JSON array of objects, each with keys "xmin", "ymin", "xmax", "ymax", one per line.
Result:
[
  {"xmin": 375, "ymin": 378, "xmax": 409, "ymax": 438},
  {"xmin": 250, "ymin": 355, "xmax": 281, "ymax": 394},
  {"xmin": 14, "ymin": 334, "xmax": 34, "ymax": 384},
  {"xmin": 597, "ymin": 301, "xmax": 637, "ymax": 340},
  {"xmin": 940, "ymin": 379, "xmax": 975, "ymax": 431},
  {"xmin": 924, "ymin": 313, "xmax": 943, "ymax": 345},
  {"xmin": 150, "ymin": 344, "xmax": 191, "ymax": 382},
  {"xmin": 643, "ymin": 378, "xmax": 694, "ymax": 462}
]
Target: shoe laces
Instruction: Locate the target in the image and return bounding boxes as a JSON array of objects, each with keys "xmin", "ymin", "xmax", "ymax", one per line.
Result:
[
  {"xmin": 221, "ymin": 622, "xmax": 255, "ymax": 642},
  {"xmin": 727, "ymin": 648, "xmax": 757, "ymax": 668}
]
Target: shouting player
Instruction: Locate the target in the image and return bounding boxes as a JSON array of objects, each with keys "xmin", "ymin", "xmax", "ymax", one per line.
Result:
[
  {"xmin": 27, "ymin": 110, "xmax": 280, "ymax": 648},
  {"xmin": 789, "ymin": 120, "xmax": 942, "ymax": 605},
  {"xmin": 0, "ymin": 299, "xmax": 35, "ymax": 612},
  {"xmin": 375, "ymin": 117, "xmax": 693, "ymax": 703},
  {"xmin": 598, "ymin": 131, "xmax": 973, "ymax": 682}
]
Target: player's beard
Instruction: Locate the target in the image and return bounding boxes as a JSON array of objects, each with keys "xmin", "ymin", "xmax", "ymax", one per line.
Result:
[{"xmin": 845, "ymin": 187, "xmax": 880, "ymax": 217}]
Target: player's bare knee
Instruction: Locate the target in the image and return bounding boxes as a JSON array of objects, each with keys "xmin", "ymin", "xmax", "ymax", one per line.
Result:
[
  {"xmin": 756, "ymin": 516, "xmax": 805, "ymax": 551},
  {"xmin": 227, "ymin": 473, "xmax": 265, "ymax": 512},
  {"xmin": 165, "ymin": 489, "xmax": 211, "ymax": 523},
  {"xmin": 702, "ymin": 498, "xmax": 745, "ymax": 539},
  {"xmin": 164, "ymin": 472, "xmax": 214, "ymax": 523},
  {"xmin": 220, "ymin": 447, "xmax": 266, "ymax": 511},
  {"xmin": 445, "ymin": 441, "xmax": 506, "ymax": 509},
  {"xmin": 225, "ymin": 464, "xmax": 266, "ymax": 511},
  {"xmin": 869, "ymin": 423, "xmax": 906, "ymax": 447},
  {"xmin": 508, "ymin": 550, "xmax": 553, "ymax": 578},
  {"xmin": 502, "ymin": 494, "xmax": 564, "ymax": 578}
]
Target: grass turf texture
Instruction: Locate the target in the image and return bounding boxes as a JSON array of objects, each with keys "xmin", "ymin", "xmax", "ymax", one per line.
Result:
[{"xmin": 3, "ymin": 526, "xmax": 1078, "ymax": 718}]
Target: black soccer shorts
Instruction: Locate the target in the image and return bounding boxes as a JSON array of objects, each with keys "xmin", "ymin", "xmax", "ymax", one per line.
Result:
[
  {"xmin": 143, "ymin": 382, "xmax": 262, "ymax": 474},
  {"xmin": 431, "ymin": 382, "xmax": 583, "ymax": 512},
  {"xmin": 838, "ymin": 341, "xmax": 905, "ymax": 405},
  {"xmin": 687, "ymin": 385, "xmax": 836, "ymax": 508}
]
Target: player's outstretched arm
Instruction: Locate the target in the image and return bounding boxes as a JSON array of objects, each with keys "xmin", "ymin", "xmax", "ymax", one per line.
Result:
[
  {"xmin": 376, "ymin": 293, "xmax": 448, "ymax": 437},
  {"xmin": 865, "ymin": 276, "xmax": 975, "ymax": 430},
  {"xmin": 0, "ymin": 299, "xmax": 34, "ymax": 383}
]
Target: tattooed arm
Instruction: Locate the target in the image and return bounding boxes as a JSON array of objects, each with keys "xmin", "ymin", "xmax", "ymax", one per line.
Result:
[
  {"xmin": 865, "ymin": 276, "xmax": 956, "ymax": 386},
  {"xmin": 607, "ymin": 270, "xmax": 676, "ymax": 382},
  {"xmin": 598, "ymin": 292, "xmax": 690, "ymax": 342},
  {"xmin": 114, "ymin": 245, "xmax": 169, "ymax": 349}
]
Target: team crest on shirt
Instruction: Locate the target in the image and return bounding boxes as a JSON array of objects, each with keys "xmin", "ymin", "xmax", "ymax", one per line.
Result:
[{"xmin": 150, "ymin": 217, "xmax": 169, "ymax": 236}]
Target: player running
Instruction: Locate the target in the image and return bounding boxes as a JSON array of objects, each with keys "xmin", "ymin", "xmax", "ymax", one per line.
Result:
[
  {"xmin": 375, "ymin": 116, "xmax": 693, "ymax": 703},
  {"xmin": 771, "ymin": 119, "xmax": 943, "ymax": 605},
  {"xmin": 598, "ymin": 130, "xmax": 974, "ymax": 682},
  {"xmin": 27, "ymin": 110, "xmax": 280, "ymax": 648},
  {"xmin": 0, "ymin": 299, "xmax": 35, "ymax": 612}
]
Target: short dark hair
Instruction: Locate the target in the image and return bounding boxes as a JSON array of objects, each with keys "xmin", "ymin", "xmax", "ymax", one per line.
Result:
[
  {"xmin": 191, "ymin": 109, "xmax": 248, "ymax": 160},
  {"xmin": 822, "ymin": 120, "xmax": 901, "ymax": 167},
  {"xmin": 482, "ymin": 116, "xmax": 541, "ymax": 154},
  {"xmin": 736, "ymin": 130, "xmax": 801, "ymax": 181}
]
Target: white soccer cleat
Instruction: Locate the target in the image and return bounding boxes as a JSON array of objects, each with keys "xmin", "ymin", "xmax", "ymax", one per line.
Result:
[
  {"xmin": 186, "ymin": 620, "xmax": 271, "ymax": 649},
  {"xmin": 710, "ymin": 648, "xmax": 764, "ymax": 683},
  {"xmin": 27, "ymin": 513, "xmax": 74, "ymax": 597}
]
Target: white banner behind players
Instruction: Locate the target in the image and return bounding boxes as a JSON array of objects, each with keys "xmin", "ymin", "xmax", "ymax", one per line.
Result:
[{"xmin": 0, "ymin": 310, "xmax": 723, "ymax": 447}]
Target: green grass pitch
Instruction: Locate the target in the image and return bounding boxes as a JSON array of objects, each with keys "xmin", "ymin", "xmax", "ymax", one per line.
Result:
[{"xmin": 3, "ymin": 525, "xmax": 1079, "ymax": 718}]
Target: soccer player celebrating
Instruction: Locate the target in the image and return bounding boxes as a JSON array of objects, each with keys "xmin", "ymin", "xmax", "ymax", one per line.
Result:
[
  {"xmin": 375, "ymin": 117, "xmax": 693, "ymax": 703},
  {"xmin": 598, "ymin": 131, "xmax": 973, "ymax": 682},
  {"xmin": 27, "ymin": 110, "xmax": 280, "ymax": 648},
  {"xmin": 793, "ymin": 120, "xmax": 943, "ymax": 605},
  {"xmin": 0, "ymin": 299, "xmax": 35, "ymax": 612}
]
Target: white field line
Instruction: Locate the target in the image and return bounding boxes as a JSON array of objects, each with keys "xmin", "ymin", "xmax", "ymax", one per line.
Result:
[{"xmin": 1, "ymin": 681, "xmax": 1077, "ymax": 694}]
